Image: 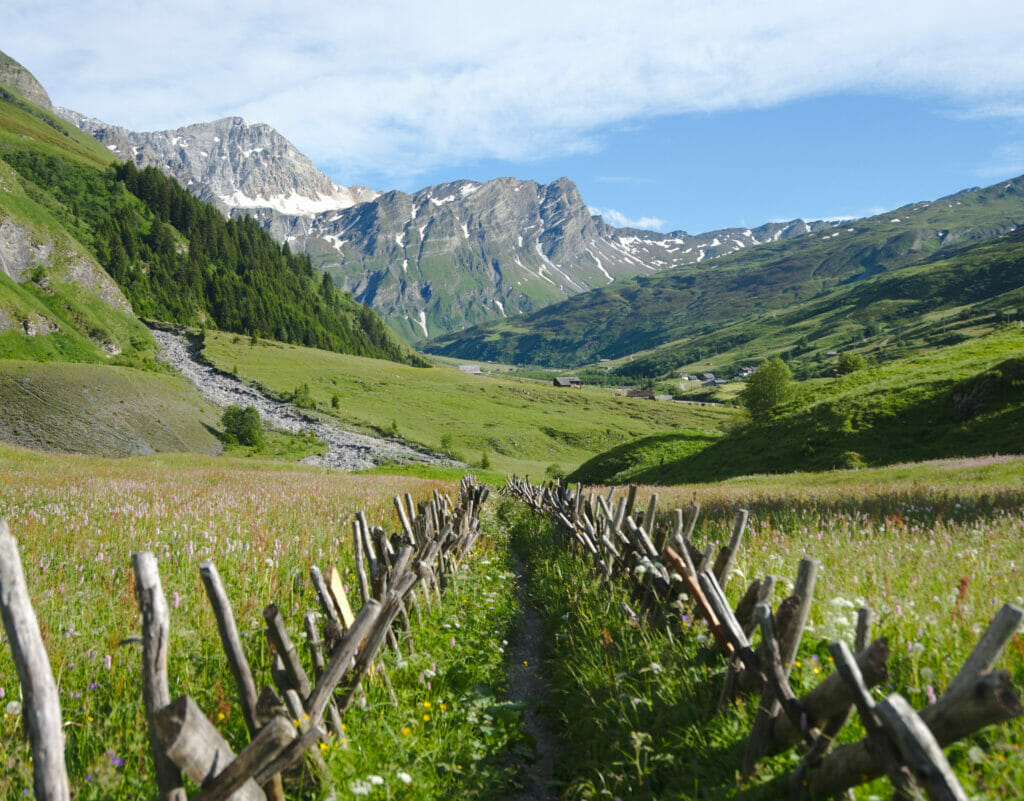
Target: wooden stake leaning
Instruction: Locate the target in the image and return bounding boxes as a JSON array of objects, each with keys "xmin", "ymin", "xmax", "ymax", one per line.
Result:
[
  {"xmin": 0, "ymin": 521, "xmax": 71, "ymax": 801},
  {"xmin": 155, "ymin": 695, "xmax": 266, "ymax": 801},
  {"xmin": 133, "ymin": 551, "xmax": 187, "ymax": 801}
]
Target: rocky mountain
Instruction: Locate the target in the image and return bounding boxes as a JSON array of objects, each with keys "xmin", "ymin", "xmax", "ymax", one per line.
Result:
[
  {"xmin": 57, "ymin": 110, "xmax": 377, "ymax": 216},
  {"xmin": 0, "ymin": 51, "xmax": 52, "ymax": 111},
  {"xmin": 236, "ymin": 176, "xmax": 838, "ymax": 341},
  {"xmin": 59, "ymin": 108, "xmax": 841, "ymax": 342},
  {"xmin": 424, "ymin": 175, "xmax": 1024, "ymax": 369}
]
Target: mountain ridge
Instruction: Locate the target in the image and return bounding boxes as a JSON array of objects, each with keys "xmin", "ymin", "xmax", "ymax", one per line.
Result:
[
  {"xmin": 57, "ymin": 108, "xmax": 843, "ymax": 341},
  {"xmin": 423, "ymin": 174, "xmax": 1024, "ymax": 370}
]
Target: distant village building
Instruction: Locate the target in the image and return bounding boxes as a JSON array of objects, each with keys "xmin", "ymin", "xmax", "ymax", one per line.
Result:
[
  {"xmin": 459, "ymin": 365, "xmax": 482, "ymax": 375},
  {"xmin": 826, "ymin": 350, "xmax": 839, "ymax": 357},
  {"xmin": 553, "ymin": 376, "xmax": 582, "ymax": 388},
  {"xmin": 701, "ymin": 372, "xmax": 717, "ymax": 386},
  {"xmin": 654, "ymin": 394, "xmax": 674, "ymax": 402},
  {"xmin": 738, "ymin": 366, "xmax": 756, "ymax": 378}
]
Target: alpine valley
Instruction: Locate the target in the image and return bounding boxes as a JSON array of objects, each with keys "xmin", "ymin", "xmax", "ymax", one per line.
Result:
[{"xmin": 60, "ymin": 108, "xmax": 838, "ymax": 343}]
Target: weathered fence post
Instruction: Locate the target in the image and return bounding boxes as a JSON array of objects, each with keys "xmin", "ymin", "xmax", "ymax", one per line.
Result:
[
  {"xmin": 199, "ymin": 560, "xmax": 287, "ymax": 801},
  {"xmin": 0, "ymin": 520, "xmax": 70, "ymax": 801},
  {"xmin": 154, "ymin": 695, "xmax": 265, "ymax": 801},
  {"xmin": 133, "ymin": 551, "xmax": 187, "ymax": 801}
]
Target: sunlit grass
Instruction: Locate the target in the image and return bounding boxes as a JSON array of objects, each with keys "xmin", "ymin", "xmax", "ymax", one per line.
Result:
[{"xmin": 514, "ymin": 463, "xmax": 1024, "ymax": 799}]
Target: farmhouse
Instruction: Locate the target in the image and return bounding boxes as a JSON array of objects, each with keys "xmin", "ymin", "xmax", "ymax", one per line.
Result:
[
  {"xmin": 553, "ymin": 376, "xmax": 582, "ymax": 388},
  {"xmin": 458, "ymin": 364, "xmax": 482, "ymax": 375}
]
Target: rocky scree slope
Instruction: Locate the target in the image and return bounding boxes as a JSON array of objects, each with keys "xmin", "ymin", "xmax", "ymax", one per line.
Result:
[{"xmin": 151, "ymin": 329, "xmax": 453, "ymax": 471}]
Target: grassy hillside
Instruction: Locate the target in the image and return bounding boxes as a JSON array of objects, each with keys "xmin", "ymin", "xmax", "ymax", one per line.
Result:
[
  {"xmin": 0, "ymin": 97, "xmax": 153, "ymax": 363},
  {"xmin": 424, "ymin": 176, "xmax": 1024, "ymax": 377},
  {"xmin": 0, "ymin": 83, "xmax": 422, "ymax": 367},
  {"xmin": 198, "ymin": 330, "xmax": 735, "ymax": 476},
  {"xmin": 0, "ymin": 360, "xmax": 223, "ymax": 456},
  {"xmin": 571, "ymin": 328, "xmax": 1024, "ymax": 484}
]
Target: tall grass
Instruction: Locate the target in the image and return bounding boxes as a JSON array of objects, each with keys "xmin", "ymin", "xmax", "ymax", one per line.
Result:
[
  {"xmin": 0, "ymin": 443, "xmax": 526, "ymax": 798},
  {"xmin": 511, "ymin": 463, "xmax": 1024, "ymax": 799}
]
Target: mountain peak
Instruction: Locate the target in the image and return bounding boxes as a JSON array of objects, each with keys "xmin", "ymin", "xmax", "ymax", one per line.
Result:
[
  {"xmin": 57, "ymin": 110, "xmax": 379, "ymax": 216},
  {"xmin": 0, "ymin": 50, "xmax": 53, "ymax": 111}
]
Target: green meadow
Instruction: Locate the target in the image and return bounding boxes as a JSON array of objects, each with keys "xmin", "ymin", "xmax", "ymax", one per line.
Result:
[
  {"xmin": 2, "ymin": 441, "xmax": 1021, "ymax": 798},
  {"xmin": 199, "ymin": 330, "xmax": 734, "ymax": 477}
]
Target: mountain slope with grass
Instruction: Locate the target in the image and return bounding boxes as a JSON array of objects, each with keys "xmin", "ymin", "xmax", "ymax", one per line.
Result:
[
  {"xmin": 0, "ymin": 52, "xmax": 422, "ymax": 367},
  {"xmin": 570, "ymin": 328, "xmax": 1024, "ymax": 484},
  {"xmin": 197, "ymin": 329, "xmax": 735, "ymax": 476},
  {"xmin": 424, "ymin": 176, "xmax": 1024, "ymax": 371}
]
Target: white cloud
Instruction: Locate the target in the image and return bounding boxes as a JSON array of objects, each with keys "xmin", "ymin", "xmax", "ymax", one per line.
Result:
[
  {"xmin": 6, "ymin": 0, "xmax": 1024, "ymax": 186},
  {"xmin": 590, "ymin": 207, "xmax": 666, "ymax": 231}
]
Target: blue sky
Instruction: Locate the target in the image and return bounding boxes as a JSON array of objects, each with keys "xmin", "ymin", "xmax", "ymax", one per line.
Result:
[{"xmin": 5, "ymin": 0, "xmax": 1024, "ymax": 233}]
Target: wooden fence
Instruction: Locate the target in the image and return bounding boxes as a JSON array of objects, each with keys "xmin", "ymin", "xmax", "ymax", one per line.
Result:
[
  {"xmin": 0, "ymin": 477, "xmax": 489, "ymax": 801},
  {"xmin": 503, "ymin": 475, "xmax": 1023, "ymax": 801}
]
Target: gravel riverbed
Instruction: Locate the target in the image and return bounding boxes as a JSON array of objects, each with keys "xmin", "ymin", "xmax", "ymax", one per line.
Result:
[{"xmin": 151, "ymin": 329, "xmax": 454, "ymax": 471}]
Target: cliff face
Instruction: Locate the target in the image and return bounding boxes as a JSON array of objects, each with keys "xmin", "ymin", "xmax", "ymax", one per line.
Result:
[
  {"xmin": 0, "ymin": 50, "xmax": 53, "ymax": 110},
  {"xmin": 57, "ymin": 111, "xmax": 377, "ymax": 216}
]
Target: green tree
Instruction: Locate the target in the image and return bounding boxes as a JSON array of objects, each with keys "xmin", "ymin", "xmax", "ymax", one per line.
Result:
[
  {"xmin": 837, "ymin": 352, "xmax": 867, "ymax": 374},
  {"xmin": 221, "ymin": 405, "xmax": 264, "ymax": 447},
  {"xmin": 740, "ymin": 356, "xmax": 795, "ymax": 422}
]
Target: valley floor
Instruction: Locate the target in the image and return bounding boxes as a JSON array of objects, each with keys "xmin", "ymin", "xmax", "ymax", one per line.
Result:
[{"xmin": 151, "ymin": 328, "xmax": 453, "ymax": 471}]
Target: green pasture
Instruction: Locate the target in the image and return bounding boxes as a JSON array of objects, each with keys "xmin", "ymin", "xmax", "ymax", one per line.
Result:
[
  {"xmin": 199, "ymin": 330, "xmax": 734, "ymax": 477},
  {"xmin": 572, "ymin": 328, "xmax": 1024, "ymax": 484}
]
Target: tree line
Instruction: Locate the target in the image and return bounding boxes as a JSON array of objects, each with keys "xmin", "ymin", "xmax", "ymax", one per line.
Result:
[{"xmin": 1, "ymin": 149, "xmax": 426, "ymax": 366}]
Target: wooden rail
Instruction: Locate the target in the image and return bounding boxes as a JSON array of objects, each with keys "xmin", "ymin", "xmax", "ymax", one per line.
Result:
[
  {"xmin": 503, "ymin": 475, "xmax": 1023, "ymax": 800},
  {"xmin": 0, "ymin": 477, "xmax": 491, "ymax": 800}
]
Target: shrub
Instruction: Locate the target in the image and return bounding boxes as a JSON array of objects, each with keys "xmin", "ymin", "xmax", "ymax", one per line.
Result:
[
  {"xmin": 292, "ymin": 383, "xmax": 316, "ymax": 409},
  {"xmin": 221, "ymin": 405, "xmax": 264, "ymax": 447},
  {"xmin": 837, "ymin": 450, "xmax": 867, "ymax": 469}
]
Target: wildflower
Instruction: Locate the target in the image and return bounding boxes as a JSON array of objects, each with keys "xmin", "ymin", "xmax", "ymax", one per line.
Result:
[
  {"xmin": 103, "ymin": 654, "xmax": 112, "ymax": 670},
  {"xmin": 925, "ymin": 685, "xmax": 937, "ymax": 705},
  {"xmin": 397, "ymin": 770, "xmax": 412, "ymax": 785},
  {"xmin": 368, "ymin": 776, "xmax": 384, "ymax": 786},
  {"xmin": 172, "ymin": 592, "xmax": 181, "ymax": 610},
  {"xmin": 423, "ymin": 701, "xmax": 431, "ymax": 709},
  {"xmin": 217, "ymin": 712, "xmax": 226, "ymax": 721},
  {"xmin": 439, "ymin": 702, "xmax": 447, "ymax": 711},
  {"xmin": 401, "ymin": 726, "xmax": 411, "ymax": 736},
  {"xmin": 6, "ymin": 701, "xmax": 22, "ymax": 716},
  {"xmin": 423, "ymin": 714, "xmax": 430, "ymax": 722},
  {"xmin": 349, "ymin": 779, "xmax": 372, "ymax": 795}
]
